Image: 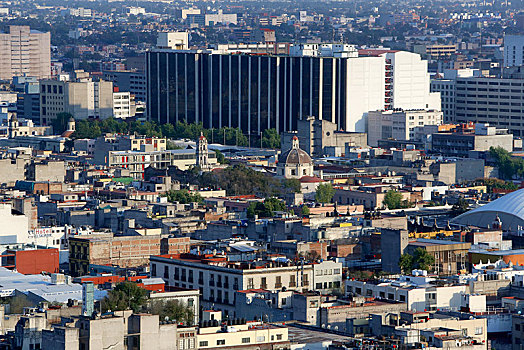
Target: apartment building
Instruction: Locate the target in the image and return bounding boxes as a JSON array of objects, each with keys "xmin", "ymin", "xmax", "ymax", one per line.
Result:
[
  {"xmin": 345, "ymin": 274, "xmax": 485, "ymax": 312},
  {"xmin": 367, "ymin": 109, "xmax": 443, "ymax": 146},
  {"xmin": 432, "ymin": 123, "xmax": 513, "ymax": 157},
  {"xmin": 150, "ymin": 254, "xmax": 342, "ymax": 314},
  {"xmin": 102, "ymin": 70, "xmax": 147, "ymax": 102},
  {"xmin": 431, "ymin": 69, "xmax": 524, "ymax": 136},
  {"xmin": 69, "ymin": 235, "xmax": 191, "ymax": 276},
  {"xmin": 113, "ymin": 91, "xmax": 134, "ymax": 119},
  {"xmin": 39, "ymin": 78, "xmax": 114, "ymax": 125},
  {"xmin": 106, "ymin": 148, "xmax": 218, "ymax": 179},
  {"xmin": 0, "ymin": 26, "xmax": 51, "ymax": 80}
]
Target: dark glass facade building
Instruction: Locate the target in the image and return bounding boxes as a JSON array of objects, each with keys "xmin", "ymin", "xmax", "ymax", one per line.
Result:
[{"xmin": 146, "ymin": 50, "xmax": 349, "ymax": 134}]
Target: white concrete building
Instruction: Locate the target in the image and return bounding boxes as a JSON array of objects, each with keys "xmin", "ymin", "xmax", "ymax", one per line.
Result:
[
  {"xmin": 0, "ymin": 26, "xmax": 51, "ymax": 80},
  {"xmin": 504, "ymin": 35, "xmax": 524, "ymax": 67},
  {"xmin": 113, "ymin": 91, "xmax": 133, "ymax": 119},
  {"xmin": 156, "ymin": 32, "xmax": 189, "ymax": 50},
  {"xmin": 345, "ymin": 273, "xmax": 483, "ymax": 312},
  {"xmin": 205, "ymin": 10, "xmax": 237, "ymax": 26},
  {"xmin": 367, "ymin": 109, "xmax": 443, "ymax": 146},
  {"xmin": 39, "ymin": 79, "xmax": 114, "ymax": 125},
  {"xmin": 0, "ymin": 203, "xmax": 29, "ymax": 244},
  {"xmin": 150, "ymin": 255, "xmax": 342, "ymax": 314}
]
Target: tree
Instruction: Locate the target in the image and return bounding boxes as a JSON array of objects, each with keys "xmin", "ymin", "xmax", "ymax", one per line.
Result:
[
  {"xmin": 490, "ymin": 146, "xmax": 524, "ymax": 179},
  {"xmin": 147, "ymin": 300, "xmax": 195, "ymax": 325},
  {"xmin": 383, "ymin": 190, "xmax": 403, "ymax": 209},
  {"xmin": 283, "ymin": 178, "xmax": 301, "ymax": 193},
  {"xmin": 247, "ymin": 197, "xmax": 286, "ymax": 218},
  {"xmin": 398, "ymin": 254, "xmax": 414, "ymax": 274},
  {"xmin": 165, "ymin": 190, "xmax": 203, "ymax": 204},
  {"xmin": 301, "ymin": 205, "xmax": 310, "ymax": 216},
  {"xmin": 261, "ymin": 128, "xmax": 280, "ymax": 149},
  {"xmin": 413, "ymin": 248, "xmax": 435, "ymax": 272},
  {"xmin": 315, "ymin": 183, "xmax": 335, "ymax": 204},
  {"xmin": 452, "ymin": 197, "xmax": 469, "ymax": 214},
  {"xmin": 214, "ymin": 150, "xmax": 228, "ymax": 164},
  {"xmin": 51, "ymin": 112, "xmax": 73, "ymax": 135},
  {"xmin": 101, "ymin": 282, "xmax": 147, "ymax": 313}
]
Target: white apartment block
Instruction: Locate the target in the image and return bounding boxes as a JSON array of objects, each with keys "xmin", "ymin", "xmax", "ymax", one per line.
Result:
[
  {"xmin": 345, "ymin": 278, "xmax": 485, "ymax": 312},
  {"xmin": 113, "ymin": 91, "xmax": 134, "ymax": 119},
  {"xmin": 504, "ymin": 35, "xmax": 524, "ymax": 67},
  {"xmin": 0, "ymin": 26, "xmax": 51, "ymax": 80},
  {"xmin": 367, "ymin": 109, "xmax": 443, "ymax": 146},
  {"xmin": 39, "ymin": 80, "xmax": 114, "ymax": 125},
  {"xmin": 150, "ymin": 255, "xmax": 342, "ymax": 311},
  {"xmin": 205, "ymin": 10, "xmax": 237, "ymax": 26}
]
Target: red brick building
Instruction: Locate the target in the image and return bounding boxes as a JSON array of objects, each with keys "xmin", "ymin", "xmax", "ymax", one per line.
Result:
[{"xmin": 1, "ymin": 247, "xmax": 59, "ymax": 274}]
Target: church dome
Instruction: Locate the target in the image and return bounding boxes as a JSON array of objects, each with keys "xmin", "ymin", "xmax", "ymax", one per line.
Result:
[{"xmin": 279, "ymin": 136, "xmax": 312, "ymax": 165}]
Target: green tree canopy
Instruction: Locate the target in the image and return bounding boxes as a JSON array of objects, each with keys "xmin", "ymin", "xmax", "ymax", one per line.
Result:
[
  {"xmin": 261, "ymin": 128, "xmax": 280, "ymax": 149},
  {"xmin": 147, "ymin": 300, "xmax": 195, "ymax": 325},
  {"xmin": 51, "ymin": 112, "xmax": 73, "ymax": 135},
  {"xmin": 165, "ymin": 190, "xmax": 203, "ymax": 204},
  {"xmin": 283, "ymin": 178, "xmax": 302, "ymax": 193},
  {"xmin": 490, "ymin": 146, "xmax": 524, "ymax": 179},
  {"xmin": 315, "ymin": 183, "xmax": 335, "ymax": 204},
  {"xmin": 452, "ymin": 197, "xmax": 469, "ymax": 214},
  {"xmin": 398, "ymin": 254, "xmax": 414, "ymax": 274},
  {"xmin": 214, "ymin": 150, "xmax": 228, "ymax": 164},
  {"xmin": 413, "ymin": 248, "xmax": 435, "ymax": 272},
  {"xmin": 247, "ymin": 197, "xmax": 286, "ymax": 218},
  {"xmin": 101, "ymin": 282, "xmax": 147, "ymax": 313},
  {"xmin": 383, "ymin": 190, "xmax": 403, "ymax": 209},
  {"xmin": 198, "ymin": 165, "xmax": 281, "ymax": 197},
  {"xmin": 301, "ymin": 205, "xmax": 310, "ymax": 216}
]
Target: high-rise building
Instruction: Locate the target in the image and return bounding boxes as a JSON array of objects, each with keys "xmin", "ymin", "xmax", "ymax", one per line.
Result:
[
  {"xmin": 431, "ymin": 68, "xmax": 524, "ymax": 136},
  {"xmin": 504, "ymin": 35, "xmax": 524, "ymax": 67},
  {"xmin": 0, "ymin": 26, "xmax": 51, "ymax": 80},
  {"xmin": 39, "ymin": 76, "xmax": 114, "ymax": 125},
  {"xmin": 146, "ymin": 46, "xmax": 439, "ymax": 134}
]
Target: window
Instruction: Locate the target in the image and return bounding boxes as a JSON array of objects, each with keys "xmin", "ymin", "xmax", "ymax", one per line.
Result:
[
  {"xmin": 475, "ymin": 327, "xmax": 483, "ymax": 335},
  {"xmin": 256, "ymin": 336, "xmax": 265, "ymax": 342},
  {"xmin": 275, "ymin": 276, "xmax": 282, "ymax": 288},
  {"xmin": 216, "ymin": 340, "xmax": 225, "ymax": 345},
  {"xmin": 199, "ymin": 341, "xmax": 208, "ymax": 347},
  {"xmin": 242, "ymin": 338, "xmax": 250, "ymax": 344},
  {"xmin": 247, "ymin": 278, "xmax": 254, "ymax": 289},
  {"xmin": 276, "ymin": 334, "xmax": 283, "ymax": 340}
]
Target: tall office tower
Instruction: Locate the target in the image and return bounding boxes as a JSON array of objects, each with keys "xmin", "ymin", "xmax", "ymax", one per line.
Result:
[
  {"xmin": 0, "ymin": 26, "xmax": 51, "ymax": 80},
  {"xmin": 431, "ymin": 68, "xmax": 524, "ymax": 136},
  {"xmin": 146, "ymin": 45, "xmax": 439, "ymax": 134},
  {"xmin": 504, "ymin": 35, "xmax": 524, "ymax": 67}
]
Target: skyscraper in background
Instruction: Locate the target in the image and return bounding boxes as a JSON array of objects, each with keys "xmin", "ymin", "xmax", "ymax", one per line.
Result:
[
  {"xmin": 146, "ymin": 45, "xmax": 439, "ymax": 134},
  {"xmin": 0, "ymin": 25, "xmax": 51, "ymax": 80}
]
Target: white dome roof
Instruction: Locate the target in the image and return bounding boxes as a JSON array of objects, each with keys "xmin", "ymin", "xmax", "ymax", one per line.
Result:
[{"xmin": 453, "ymin": 188, "xmax": 524, "ymax": 230}]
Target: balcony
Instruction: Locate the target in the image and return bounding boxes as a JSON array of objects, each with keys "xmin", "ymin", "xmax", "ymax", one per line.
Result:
[
  {"xmin": 217, "ymin": 282, "xmax": 222, "ymax": 288},
  {"xmin": 198, "ymin": 279, "xmax": 204, "ymax": 285},
  {"xmin": 274, "ymin": 283, "xmax": 282, "ymax": 288},
  {"xmin": 260, "ymin": 284, "xmax": 268, "ymax": 289},
  {"xmin": 209, "ymin": 280, "xmax": 215, "ymax": 287},
  {"xmin": 289, "ymin": 282, "xmax": 297, "ymax": 288}
]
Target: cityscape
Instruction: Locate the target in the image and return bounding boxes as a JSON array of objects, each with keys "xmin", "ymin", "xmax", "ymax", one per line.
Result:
[{"xmin": 2, "ymin": 0, "xmax": 524, "ymax": 349}]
